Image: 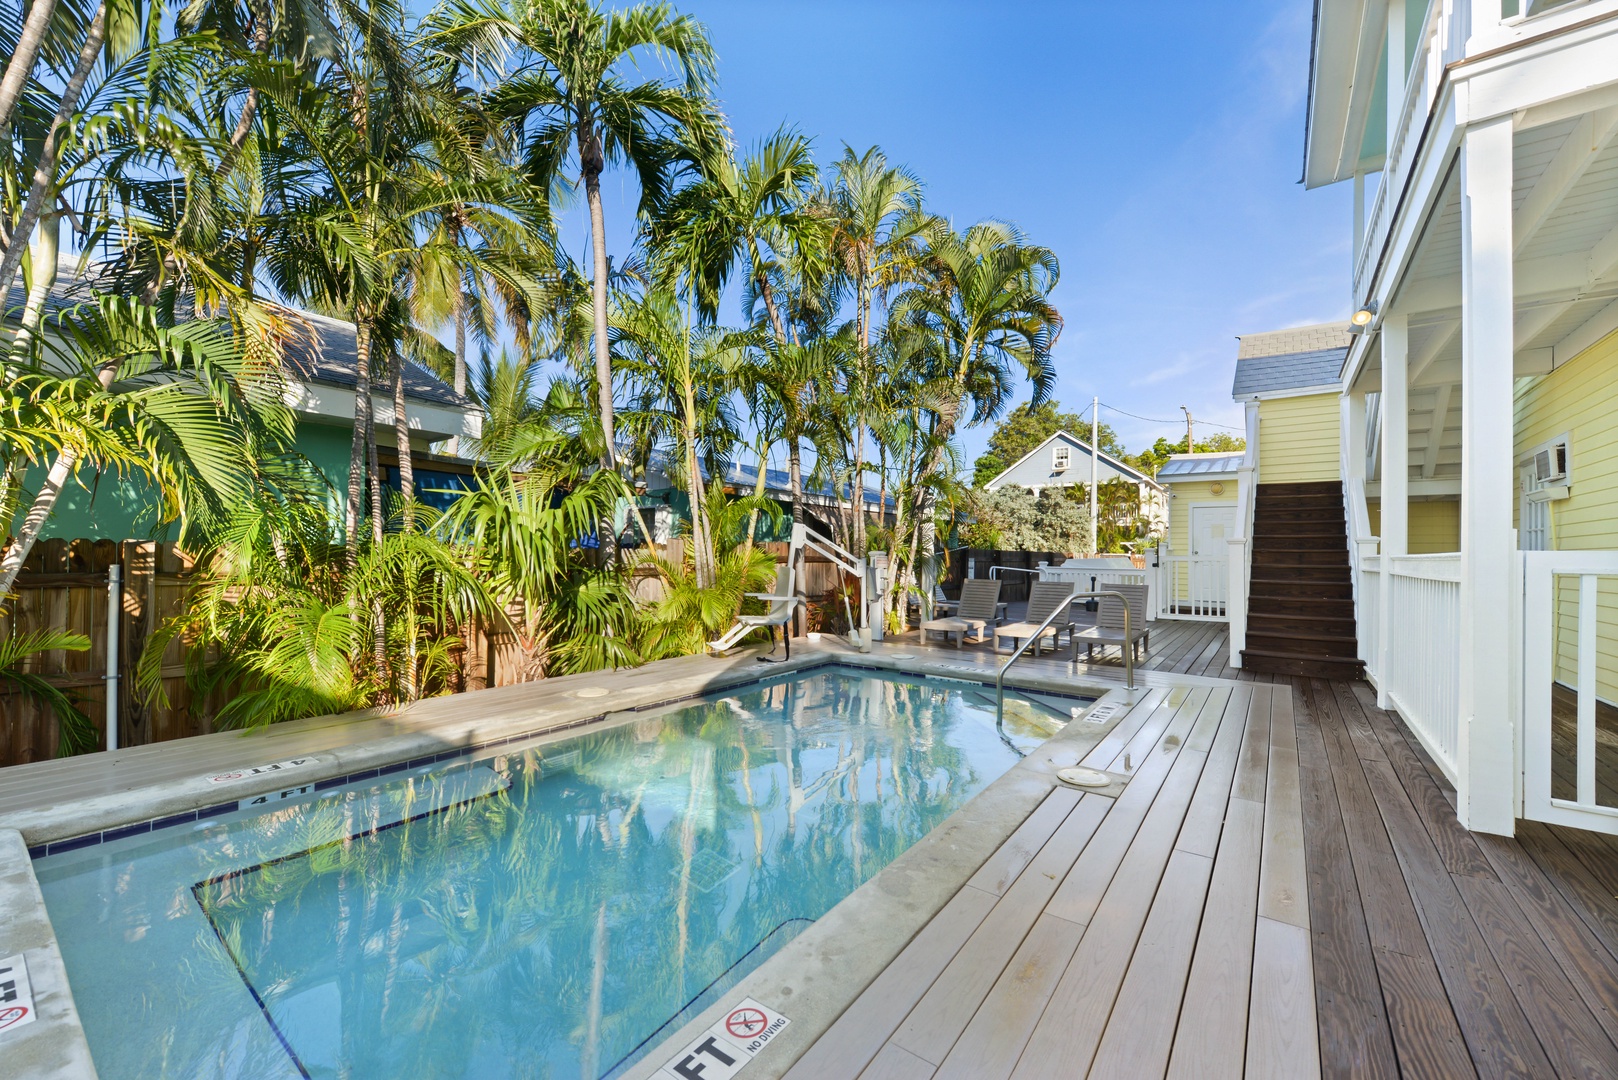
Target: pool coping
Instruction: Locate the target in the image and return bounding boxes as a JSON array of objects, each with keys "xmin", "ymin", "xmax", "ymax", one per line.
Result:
[
  {"xmin": 0, "ymin": 829, "xmax": 98, "ymax": 1079},
  {"xmin": 619, "ymin": 672, "xmax": 1150, "ymax": 1080},
  {"xmin": 0, "ymin": 638, "xmax": 1136, "ymax": 1080}
]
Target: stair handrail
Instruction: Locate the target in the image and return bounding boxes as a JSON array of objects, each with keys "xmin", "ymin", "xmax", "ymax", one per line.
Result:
[{"xmin": 995, "ymin": 590, "xmax": 1133, "ymax": 751}]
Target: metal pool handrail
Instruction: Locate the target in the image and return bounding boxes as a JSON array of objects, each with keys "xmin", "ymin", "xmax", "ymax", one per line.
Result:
[{"xmin": 995, "ymin": 590, "xmax": 1134, "ymax": 745}]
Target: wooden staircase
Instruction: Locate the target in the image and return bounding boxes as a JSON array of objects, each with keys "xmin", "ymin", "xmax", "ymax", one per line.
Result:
[{"xmin": 1240, "ymin": 481, "xmax": 1365, "ymax": 680}]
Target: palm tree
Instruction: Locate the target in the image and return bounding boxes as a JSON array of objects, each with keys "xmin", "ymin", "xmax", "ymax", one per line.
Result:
[
  {"xmin": 826, "ymin": 146, "xmax": 932, "ymax": 555},
  {"xmin": 652, "ymin": 127, "xmax": 823, "ymax": 342},
  {"xmin": 474, "ymin": 0, "xmax": 722, "ymax": 485},
  {"xmin": 890, "ymin": 219, "xmax": 1062, "ymax": 592},
  {"xmin": 613, "ymin": 289, "xmax": 752, "ymax": 587}
]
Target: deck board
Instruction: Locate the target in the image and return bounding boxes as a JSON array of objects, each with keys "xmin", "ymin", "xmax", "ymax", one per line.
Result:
[{"xmin": 792, "ymin": 619, "xmax": 1618, "ymax": 1080}]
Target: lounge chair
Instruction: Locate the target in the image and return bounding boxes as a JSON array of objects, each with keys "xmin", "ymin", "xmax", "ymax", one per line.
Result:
[
  {"xmin": 1071, "ymin": 582, "xmax": 1150, "ymax": 663},
  {"xmin": 992, "ymin": 581, "xmax": 1078, "ymax": 655},
  {"xmin": 922, "ymin": 579, "xmax": 1003, "ymax": 647},
  {"xmin": 708, "ymin": 565, "xmax": 804, "ymax": 660}
]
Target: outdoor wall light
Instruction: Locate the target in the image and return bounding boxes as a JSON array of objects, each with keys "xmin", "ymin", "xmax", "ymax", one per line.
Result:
[{"xmin": 1351, "ymin": 300, "xmax": 1379, "ymax": 326}]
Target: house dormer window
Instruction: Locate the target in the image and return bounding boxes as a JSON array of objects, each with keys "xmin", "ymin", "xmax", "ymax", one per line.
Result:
[{"xmin": 1053, "ymin": 445, "xmax": 1071, "ymax": 471}]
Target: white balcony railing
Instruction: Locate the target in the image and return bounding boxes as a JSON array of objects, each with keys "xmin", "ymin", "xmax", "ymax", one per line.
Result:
[{"xmin": 1356, "ymin": 0, "xmax": 1454, "ymax": 297}]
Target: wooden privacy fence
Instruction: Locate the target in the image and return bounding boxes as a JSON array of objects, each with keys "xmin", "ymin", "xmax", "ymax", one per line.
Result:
[
  {"xmin": 0, "ymin": 539, "xmax": 217, "ymax": 766},
  {"xmin": 1, "ymin": 537, "xmax": 871, "ymax": 764}
]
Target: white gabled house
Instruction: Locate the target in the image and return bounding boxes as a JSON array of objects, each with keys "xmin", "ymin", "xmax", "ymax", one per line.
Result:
[
  {"xmin": 1233, "ymin": 0, "xmax": 1618, "ymax": 839},
  {"xmin": 982, "ymin": 430, "xmax": 1167, "ymax": 534}
]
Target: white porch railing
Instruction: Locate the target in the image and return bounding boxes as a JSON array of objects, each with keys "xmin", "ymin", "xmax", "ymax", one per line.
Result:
[
  {"xmin": 1359, "ymin": 553, "xmax": 1462, "ymax": 782},
  {"xmin": 1523, "ymin": 550, "xmax": 1618, "ymax": 833},
  {"xmin": 1159, "ymin": 555, "xmax": 1229, "ymax": 621},
  {"xmin": 1037, "ymin": 561, "xmax": 1153, "ymax": 619}
]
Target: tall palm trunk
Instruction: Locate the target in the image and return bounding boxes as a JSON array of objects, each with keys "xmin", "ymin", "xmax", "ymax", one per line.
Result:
[
  {"xmin": 448, "ymin": 225, "xmax": 467, "ymax": 457},
  {"xmin": 850, "ymin": 258, "xmax": 871, "ymax": 557},
  {"xmin": 391, "ymin": 353, "xmax": 414, "ymax": 531},
  {"xmin": 345, "ymin": 316, "xmax": 374, "ymax": 570},
  {"xmin": 0, "ymin": 0, "xmax": 61, "ymax": 145},
  {"xmin": 581, "ymin": 125, "xmax": 620, "ymax": 569},
  {"xmin": 681, "ymin": 365, "xmax": 712, "ymax": 589},
  {"xmin": 0, "ymin": 1, "xmax": 106, "ymax": 302},
  {"xmin": 741, "ymin": 431, "xmax": 769, "ymax": 565},
  {"xmin": 213, "ymin": 0, "xmax": 268, "ymax": 180}
]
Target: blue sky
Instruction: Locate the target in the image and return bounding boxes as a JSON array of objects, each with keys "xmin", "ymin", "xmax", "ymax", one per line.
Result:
[{"xmin": 562, "ymin": 0, "xmax": 1353, "ymax": 469}]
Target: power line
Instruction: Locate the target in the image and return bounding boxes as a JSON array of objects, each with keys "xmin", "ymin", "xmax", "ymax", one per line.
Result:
[{"xmin": 1098, "ymin": 402, "xmax": 1243, "ymax": 432}]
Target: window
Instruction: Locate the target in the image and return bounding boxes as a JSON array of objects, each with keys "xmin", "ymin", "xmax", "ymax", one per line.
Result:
[
  {"xmin": 1521, "ymin": 491, "xmax": 1550, "ymax": 551},
  {"xmin": 1053, "ymin": 445, "xmax": 1071, "ymax": 471}
]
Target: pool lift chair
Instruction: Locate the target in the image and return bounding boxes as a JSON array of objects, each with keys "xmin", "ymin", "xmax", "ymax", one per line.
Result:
[{"xmin": 708, "ymin": 523, "xmax": 881, "ymax": 660}]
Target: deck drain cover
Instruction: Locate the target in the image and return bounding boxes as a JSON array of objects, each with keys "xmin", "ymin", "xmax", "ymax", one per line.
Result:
[
  {"xmin": 1081, "ymin": 702, "xmax": 1123, "ymax": 724},
  {"xmin": 574, "ymin": 687, "xmax": 611, "ymax": 699},
  {"xmin": 888, "ymin": 653, "xmax": 917, "ymax": 660},
  {"xmin": 1057, "ymin": 767, "xmax": 1113, "ymax": 788}
]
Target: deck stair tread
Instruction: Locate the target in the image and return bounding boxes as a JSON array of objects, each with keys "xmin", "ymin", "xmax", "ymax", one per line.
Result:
[{"xmin": 1244, "ymin": 482, "xmax": 1362, "ymax": 680}]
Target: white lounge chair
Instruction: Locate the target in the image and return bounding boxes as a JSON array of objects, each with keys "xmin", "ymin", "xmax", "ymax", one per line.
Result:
[
  {"xmin": 923, "ymin": 579, "xmax": 1003, "ymax": 647},
  {"xmin": 709, "ymin": 565, "xmax": 804, "ymax": 660},
  {"xmin": 1072, "ymin": 582, "xmax": 1150, "ymax": 662},
  {"xmin": 993, "ymin": 581, "xmax": 1078, "ymax": 655}
]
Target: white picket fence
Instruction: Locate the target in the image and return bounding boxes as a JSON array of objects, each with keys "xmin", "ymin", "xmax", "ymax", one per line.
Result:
[{"xmin": 1037, "ymin": 562, "xmax": 1154, "ymax": 618}]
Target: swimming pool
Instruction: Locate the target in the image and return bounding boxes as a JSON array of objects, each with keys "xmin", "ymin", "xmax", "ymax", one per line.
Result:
[{"xmin": 33, "ymin": 664, "xmax": 1074, "ymax": 1079}]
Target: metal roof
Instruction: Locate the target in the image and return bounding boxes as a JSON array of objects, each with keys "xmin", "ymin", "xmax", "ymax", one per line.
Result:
[
  {"xmin": 4, "ymin": 258, "xmax": 472, "ymax": 409},
  {"xmin": 1155, "ymin": 452, "xmax": 1244, "ymax": 480},
  {"xmin": 1231, "ymin": 346, "xmax": 1347, "ymax": 398}
]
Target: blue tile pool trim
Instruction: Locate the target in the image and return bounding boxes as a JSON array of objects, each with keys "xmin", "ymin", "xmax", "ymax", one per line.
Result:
[
  {"xmin": 25, "ymin": 709, "xmax": 615, "ymax": 859},
  {"xmin": 25, "ymin": 656, "xmax": 1097, "ymax": 860}
]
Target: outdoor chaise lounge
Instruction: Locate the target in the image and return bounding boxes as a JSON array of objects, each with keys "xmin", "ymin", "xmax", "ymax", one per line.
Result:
[
  {"xmin": 708, "ymin": 564, "xmax": 804, "ymax": 660},
  {"xmin": 1071, "ymin": 582, "xmax": 1150, "ymax": 663},
  {"xmin": 992, "ymin": 580, "xmax": 1078, "ymax": 655},
  {"xmin": 922, "ymin": 578, "xmax": 1003, "ymax": 647}
]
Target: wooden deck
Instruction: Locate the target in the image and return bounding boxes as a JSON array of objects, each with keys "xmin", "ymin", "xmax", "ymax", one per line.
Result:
[{"xmin": 790, "ymin": 622, "xmax": 1618, "ymax": 1079}]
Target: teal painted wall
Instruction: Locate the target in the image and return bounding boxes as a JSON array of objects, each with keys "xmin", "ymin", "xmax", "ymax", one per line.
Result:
[{"xmin": 24, "ymin": 420, "xmax": 357, "ymax": 541}]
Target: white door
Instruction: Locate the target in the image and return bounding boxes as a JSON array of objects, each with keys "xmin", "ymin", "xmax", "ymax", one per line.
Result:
[{"xmin": 1190, "ymin": 505, "xmax": 1236, "ymax": 556}]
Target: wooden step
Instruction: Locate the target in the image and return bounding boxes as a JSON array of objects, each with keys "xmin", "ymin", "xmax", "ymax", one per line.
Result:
[
  {"xmin": 1246, "ymin": 611, "xmax": 1358, "ymax": 636},
  {"xmin": 1256, "ymin": 481, "xmax": 1343, "ymax": 496},
  {"xmin": 1246, "ymin": 596, "xmax": 1356, "ymax": 618},
  {"xmin": 1246, "ymin": 631, "xmax": 1360, "ymax": 658},
  {"xmin": 1250, "ymin": 566, "xmax": 1352, "ymax": 584},
  {"xmin": 1253, "ymin": 510, "xmax": 1346, "ymax": 525},
  {"xmin": 1251, "ymin": 548, "xmax": 1350, "ymax": 568},
  {"xmin": 1249, "ymin": 577, "xmax": 1354, "ymax": 600},
  {"xmin": 1241, "ymin": 649, "xmax": 1365, "ymax": 680}
]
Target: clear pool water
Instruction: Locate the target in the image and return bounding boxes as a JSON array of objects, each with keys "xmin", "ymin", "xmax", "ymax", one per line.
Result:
[{"xmin": 34, "ymin": 665, "xmax": 1071, "ymax": 1079}]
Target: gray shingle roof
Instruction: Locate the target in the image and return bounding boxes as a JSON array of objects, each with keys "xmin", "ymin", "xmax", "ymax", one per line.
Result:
[
  {"xmin": 280, "ymin": 311, "xmax": 472, "ymax": 408},
  {"xmin": 4, "ymin": 257, "xmax": 472, "ymax": 409},
  {"xmin": 1231, "ymin": 346, "xmax": 1347, "ymax": 398},
  {"xmin": 1155, "ymin": 452, "xmax": 1244, "ymax": 480}
]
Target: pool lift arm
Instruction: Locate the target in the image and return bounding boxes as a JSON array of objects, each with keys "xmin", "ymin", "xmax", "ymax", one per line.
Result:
[{"xmin": 790, "ymin": 523, "xmax": 874, "ymax": 653}]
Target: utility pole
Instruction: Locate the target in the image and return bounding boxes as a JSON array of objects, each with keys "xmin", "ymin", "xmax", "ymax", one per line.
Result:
[
  {"xmin": 1181, "ymin": 405, "xmax": 1194, "ymax": 452},
  {"xmin": 1090, "ymin": 397, "xmax": 1099, "ymax": 556}
]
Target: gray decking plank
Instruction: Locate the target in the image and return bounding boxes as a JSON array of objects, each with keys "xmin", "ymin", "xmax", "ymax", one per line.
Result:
[{"xmin": 1245, "ymin": 916, "xmax": 1322, "ymax": 1080}]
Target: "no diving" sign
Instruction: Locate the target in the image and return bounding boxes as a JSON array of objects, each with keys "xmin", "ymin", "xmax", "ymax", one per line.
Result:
[
  {"xmin": 0, "ymin": 954, "xmax": 37, "ymax": 1036},
  {"xmin": 657, "ymin": 998, "xmax": 790, "ymax": 1080}
]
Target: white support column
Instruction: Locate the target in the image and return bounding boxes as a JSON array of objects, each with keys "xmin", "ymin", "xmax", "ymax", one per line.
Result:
[
  {"xmin": 1459, "ymin": 115, "xmax": 1517, "ymax": 836},
  {"xmin": 1344, "ymin": 392, "xmax": 1368, "ymax": 488},
  {"xmin": 1378, "ymin": 316, "xmax": 1410, "ymax": 709}
]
